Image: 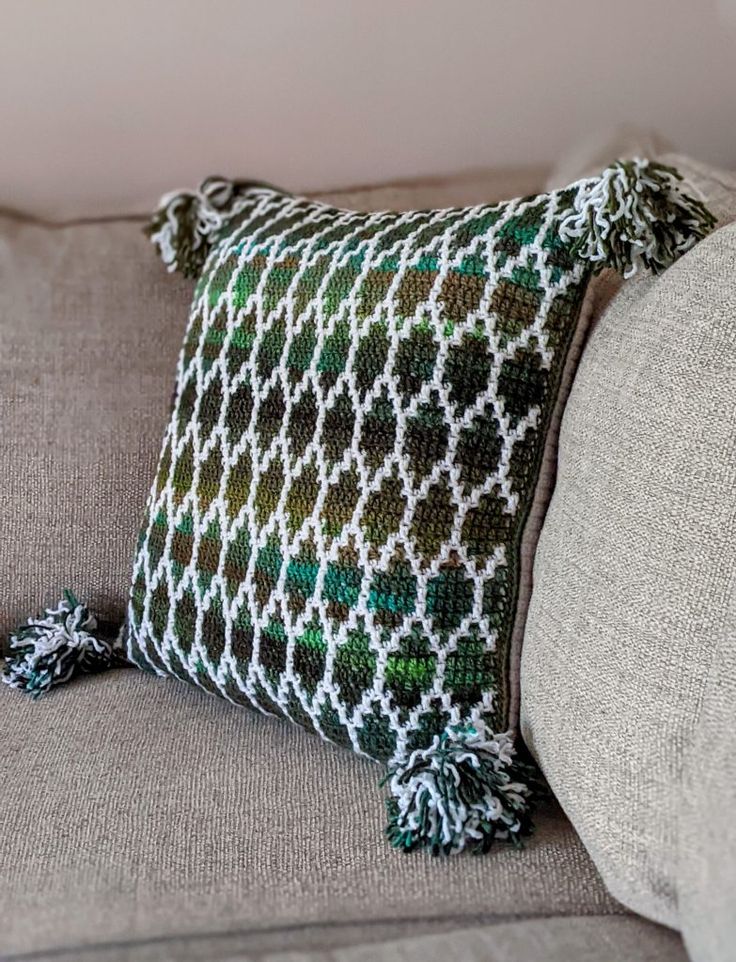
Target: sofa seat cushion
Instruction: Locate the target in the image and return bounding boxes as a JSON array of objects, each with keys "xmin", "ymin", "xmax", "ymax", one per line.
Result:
[
  {"xmin": 259, "ymin": 918, "xmax": 686, "ymax": 962},
  {"xmin": 0, "ymin": 670, "xmax": 634, "ymax": 959},
  {"xmin": 1, "ymin": 912, "xmax": 687, "ymax": 962}
]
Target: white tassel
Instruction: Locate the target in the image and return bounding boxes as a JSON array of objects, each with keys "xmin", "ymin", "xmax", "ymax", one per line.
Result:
[
  {"xmin": 3, "ymin": 592, "xmax": 123, "ymax": 697},
  {"xmin": 558, "ymin": 159, "xmax": 716, "ymax": 278},
  {"xmin": 384, "ymin": 724, "xmax": 535, "ymax": 855},
  {"xmin": 146, "ymin": 177, "xmax": 261, "ymax": 278}
]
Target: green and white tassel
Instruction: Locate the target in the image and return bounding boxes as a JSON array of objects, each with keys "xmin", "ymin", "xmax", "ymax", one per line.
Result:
[
  {"xmin": 384, "ymin": 725, "xmax": 535, "ymax": 856},
  {"xmin": 2, "ymin": 591, "xmax": 125, "ymax": 698},
  {"xmin": 146, "ymin": 176, "xmax": 265, "ymax": 279},
  {"xmin": 559, "ymin": 158, "xmax": 716, "ymax": 278}
]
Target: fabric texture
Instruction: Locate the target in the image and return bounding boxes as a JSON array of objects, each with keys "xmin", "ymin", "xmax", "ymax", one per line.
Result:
[
  {"xmin": 0, "ymin": 170, "xmax": 545, "ymax": 647},
  {"xmin": 125, "ymin": 163, "xmax": 715, "ymax": 801},
  {"xmin": 678, "ymin": 584, "xmax": 736, "ymax": 962},
  {"xmin": 1, "ymin": 668, "xmax": 633, "ymax": 959},
  {"xmin": 0, "ymin": 215, "xmax": 191, "ymax": 644},
  {"xmin": 265, "ymin": 918, "xmax": 686, "ymax": 962},
  {"xmin": 521, "ymin": 221, "xmax": 736, "ymax": 935}
]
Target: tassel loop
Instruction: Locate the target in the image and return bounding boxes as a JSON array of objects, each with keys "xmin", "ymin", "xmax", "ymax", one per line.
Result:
[
  {"xmin": 146, "ymin": 176, "xmax": 261, "ymax": 279},
  {"xmin": 2, "ymin": 591, "xmax": 124, "ymax": 698},
  {"xmin": 558, "ymin": 158, "xmax": 716, "ymax": 278},
  {"xmin": 383, "ymin": 724, "xmax": 535, "ymax": 856}
]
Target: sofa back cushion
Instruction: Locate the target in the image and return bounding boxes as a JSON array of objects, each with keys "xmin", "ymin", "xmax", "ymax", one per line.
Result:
[{"xmin": 0, "ymin": 171, "xmax": 543, "ymax": 643}]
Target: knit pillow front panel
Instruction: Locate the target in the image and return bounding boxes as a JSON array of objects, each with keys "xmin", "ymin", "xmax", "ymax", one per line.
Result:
[{"xmin": 126, "ymin": 186, "xmax": 586, "ymax": 763}]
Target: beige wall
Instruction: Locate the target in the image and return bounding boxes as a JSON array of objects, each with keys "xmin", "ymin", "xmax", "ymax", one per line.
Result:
[{"xmin": 1, "ymin": 0, "xmax": 735, "ymax": 219}]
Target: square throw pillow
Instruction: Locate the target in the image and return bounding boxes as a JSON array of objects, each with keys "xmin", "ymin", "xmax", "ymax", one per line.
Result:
[{"xmin": 3, "ymin": 162, "xmax": 714, "ymax": 856}]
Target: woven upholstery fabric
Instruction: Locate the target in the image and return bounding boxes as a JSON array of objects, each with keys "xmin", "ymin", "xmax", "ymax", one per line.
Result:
[
  {"xmin": 0, "ymin": 170, "xmax": 544, "ymax": 645},
  {"xmin": 679, "ymin": 587, "xmax": 736, "ymax": 962},
  {"xmin": 260, "ymin": 918, "xmax": 686, "ymax": 962},
  {"xmin": 521, "ymin": 221, "xmax": 736, "ymax": 937},
  {"xmin": 0, "ymin": 669, "xmax": 632, "ymax": 959},
  {"xmin": 126, "ymin": 183, "xmax": 594, "ymax": 768},
  {"xmin": 0, "ymin": 215, "xmax": 192, "ymax": 643}
]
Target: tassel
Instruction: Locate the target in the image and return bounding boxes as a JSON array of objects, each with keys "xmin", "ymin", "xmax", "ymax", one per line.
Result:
[
  {"xmin": 383, "ymin": 725, "xmax": 535, "ymax": 856},
  {"xmin": 146, "ymin": 176, "xmax": 262, "ymax": 279},
  {"xmin": 558, "ymin": 158, "xmax": 717, "ymax": 278},
  {"xmin": 2, "ymin": 591, "xmax": 125, "ymax": 698}
]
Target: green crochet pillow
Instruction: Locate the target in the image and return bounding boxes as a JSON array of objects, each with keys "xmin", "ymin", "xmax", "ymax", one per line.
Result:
[{"xmin": 4, "ymin": 162, "xmax": 714, "ymax": 856}]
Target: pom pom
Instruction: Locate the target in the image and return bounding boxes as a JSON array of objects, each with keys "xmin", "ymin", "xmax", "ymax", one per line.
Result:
[
  {"xmin": 558, "ymin": 159, "xmax": 717, "ymax": 278},
  {"xmin": 146, "ymin": 176, "xmax": 261, "ymax": 279},
  {"xmin": 2, "ymin": 591, "xmax": 124, "ymax": 698},
  {"xmin": 383, "ymin": 725, "xmax": 535, "ymax": 856}
]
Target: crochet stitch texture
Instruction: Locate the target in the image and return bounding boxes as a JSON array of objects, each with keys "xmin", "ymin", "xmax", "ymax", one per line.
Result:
[
  {"xmin": 127, "ymin": 185, "xmax": 589, "ymax": 767},
  {"xmin": 3, "ymin": 161, "xmax": 716, "ymax": 854}
]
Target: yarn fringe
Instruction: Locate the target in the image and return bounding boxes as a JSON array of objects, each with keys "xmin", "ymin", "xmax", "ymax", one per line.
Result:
[
  {"xmin": 383, "ymin": 725, "xmax": 536, "ymax": 856},
  {"xmin": 558, "ymin": 158, "xmax": 716, "ymax": 278},
  {"xmin": 2, "ymin": 591, "xmax": 125, "ymax": 698},
  {"xmin": 146, "ymin": 177, "xmax": 263, "ymax": 278},
  {"xmin": 148, "ymin": 161, "xmax": 714, "ymax": 283}
]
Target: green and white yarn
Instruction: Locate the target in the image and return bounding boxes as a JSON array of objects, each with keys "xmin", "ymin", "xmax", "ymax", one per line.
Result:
[
  {"xmin": 2, "ymin": 591, "xmax": 122, "ymax": 697},
  {"xmin": 558, "ymin": 159, "xmax": 716, "ymax": 278},
  {"xmin": 385, "ymin": 725, "xmax": 535, "ymax": 855},
  {"xmin": 148, "ymin": 160, "xmax": 715, "ymax": 284},
  {"xmin": 5, "ymin": 160, "xmax": 715, "ymax": 857},
  {"xmin": 146, "ymin": 177, "xmax": 267, "ymax": 278}
]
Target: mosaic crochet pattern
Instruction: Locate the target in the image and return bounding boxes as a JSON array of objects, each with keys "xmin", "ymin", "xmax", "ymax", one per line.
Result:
[{"xmin": 127, "ymin": 186, "xmax": 588, "ymax": 765}]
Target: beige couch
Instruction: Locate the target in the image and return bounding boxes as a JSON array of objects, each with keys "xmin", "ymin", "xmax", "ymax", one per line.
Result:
[{"xmin": 0, "ymin": 169, "xmax": 690, "ymax": 961}]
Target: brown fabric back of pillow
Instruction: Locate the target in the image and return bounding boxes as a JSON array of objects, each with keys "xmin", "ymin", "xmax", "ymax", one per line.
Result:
[{"xmin": 521, "ymin": 222, "xmax": 736, "ymax": 933}]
